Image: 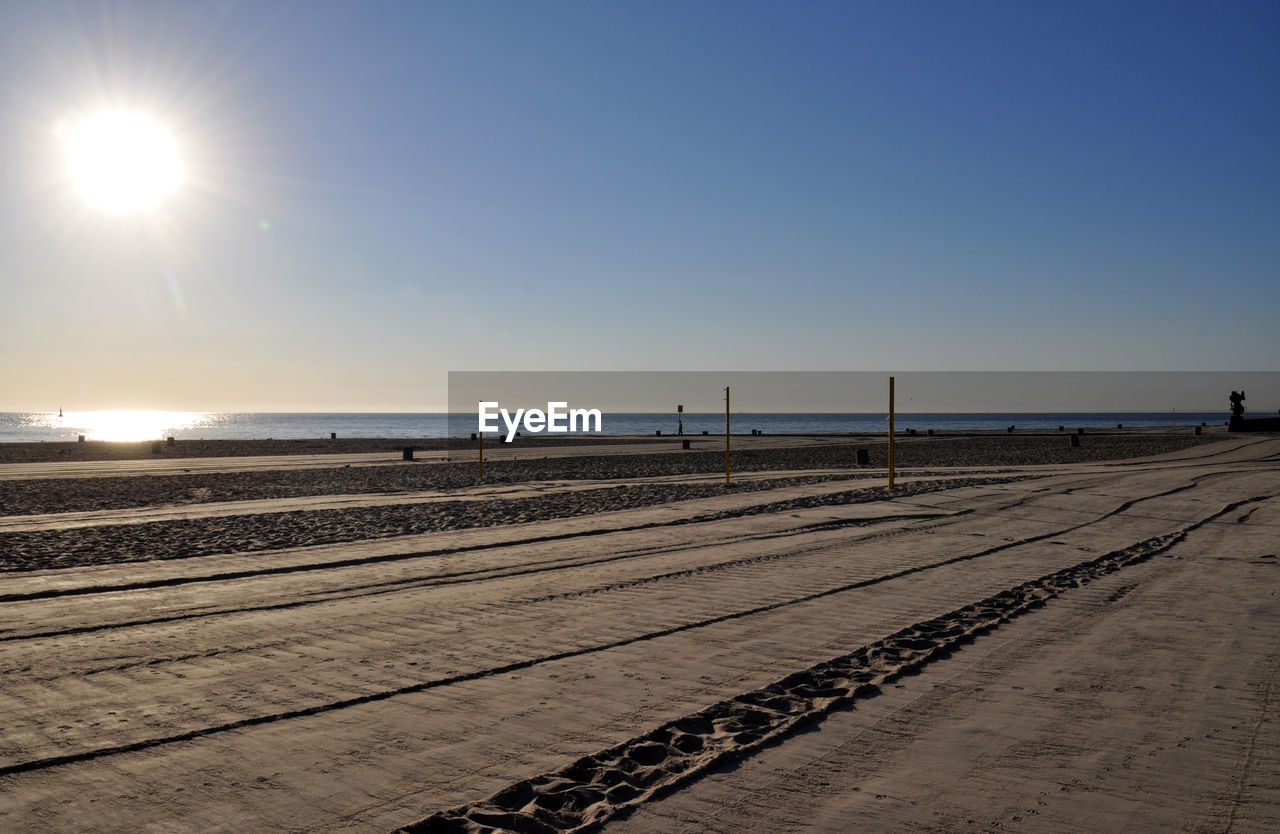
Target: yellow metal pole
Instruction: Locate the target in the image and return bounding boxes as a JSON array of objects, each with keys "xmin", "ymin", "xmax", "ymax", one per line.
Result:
[
  {"xmin": 888, "ymin": 375, "xmax": 895, "ymax": 489},
  {"xmin": 725, "ymin": 386, "xmax": 731, "ymax": 486},
  {"xmin": 478, "ymin": 430, "xmax": 484, "ymax": 479}
]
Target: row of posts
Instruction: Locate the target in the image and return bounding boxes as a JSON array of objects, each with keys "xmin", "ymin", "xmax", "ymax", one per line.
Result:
[
  {"xmin": 457, "ymin": 381, "xmax": 893, "ymax": 489},
  {"xmin": 445, "ymin": 375, "xmax": 1203, "ymax": 489}
]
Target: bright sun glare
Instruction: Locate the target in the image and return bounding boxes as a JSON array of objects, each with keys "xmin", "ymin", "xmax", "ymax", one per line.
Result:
[
  {"xmin": 56, "ymin": 410, "xmax": 205, "ymax": 442},
  {"xmin": 56, "ymin": 109, "xmax": 185, "ymax": 215}
]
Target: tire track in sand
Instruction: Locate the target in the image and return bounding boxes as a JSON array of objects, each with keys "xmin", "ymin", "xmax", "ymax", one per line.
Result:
[
  {"xmin": 396, "ymin": 494, "xmax": 1268, "ymax": 834},
  {"xmin": 0, "ymin": 479, "xmax": 1228, "ymax": 778}
]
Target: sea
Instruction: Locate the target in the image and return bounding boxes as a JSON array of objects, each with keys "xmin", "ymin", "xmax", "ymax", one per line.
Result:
[{"xmin": 0, "ymin": 411, "xmax": 1227, "ymax": 443}]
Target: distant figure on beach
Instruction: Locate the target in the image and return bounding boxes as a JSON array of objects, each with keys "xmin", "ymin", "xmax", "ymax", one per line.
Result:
[{"xmin": 1229, "ymin": 390, "xmax": 1246, "ymax": 417}]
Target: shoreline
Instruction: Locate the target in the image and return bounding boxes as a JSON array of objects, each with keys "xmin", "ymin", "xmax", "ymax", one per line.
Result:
[
  {"xmin": 0, "ymin": 424, "xmax": 1232, "ymax": 464},
  {"xmin": 0, "ymin": 434, "xmax": 1232, "ymax": 519}
]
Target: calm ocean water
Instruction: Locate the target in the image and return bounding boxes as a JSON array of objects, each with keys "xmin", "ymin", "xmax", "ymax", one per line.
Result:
[{"xmin": 0, "ymin": 411, "xmax": 1226, "ymax": 443}]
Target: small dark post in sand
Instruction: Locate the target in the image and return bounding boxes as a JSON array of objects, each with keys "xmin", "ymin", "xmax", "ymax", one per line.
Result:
[
  {"xmin": 682, "ymin": 439, "xmax": 691, "ymax": 450},
  {"xmin": 331, "ymin": 432, "xmax": 337, "ymax": 440},
  {"xmin": 151, "ymin": 441, "xmax": 162, "ymax": 454},
  {"xmin": 856, "ymin": 448, "xmax": 870, "ymax": 465},
  {"xmin": 1071, "ymin": 434, "xmax": 1081, "ymax": 447},
  {"xmin": 1059, "ymin": 425, "xmax": 1065, "ymax": 431},
  {"xmin": 1007, "ymin": 425, "xmax": 1015, "ymax": 433},
  {"xmin": 724, "ymin": 386, "xmax": 731, "ymax": 486},
  {"xmin": 888, "ymin": 376, "xmax": 895, "ymax": 489},
  {"xmin": 167, "ymin": 436, "xmax": 175, "ymax": 446},
  {"xmin": 78, "ymin": 434, "xmax": 85, "ymax": 442},
  {"xmin": 1195, "ymin": 426, "xmax": 1202, "ymax": 435},
  {"xmin": 402, "ymin": 447, "xmax": 414, "ymax": 461},
  {"xmin": 677, "ymin": 404, "xmax": 683, "ymax": 436}
]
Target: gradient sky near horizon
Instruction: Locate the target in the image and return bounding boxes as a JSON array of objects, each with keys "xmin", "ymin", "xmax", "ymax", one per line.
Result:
[{"xmin": 1, "ymin": 1, "xmax": 1277, "ymax": 411}]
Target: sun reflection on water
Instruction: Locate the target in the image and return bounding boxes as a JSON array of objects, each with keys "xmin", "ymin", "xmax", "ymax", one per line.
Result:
[{"xmin": 54, "ymin": 411, "xmax": 208, "ymax": 441}]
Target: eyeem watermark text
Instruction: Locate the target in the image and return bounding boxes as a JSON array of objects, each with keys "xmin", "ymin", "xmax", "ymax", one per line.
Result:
[{"xmin": 478, "ymin": 401, "xmax": 603, "ymax": 442}]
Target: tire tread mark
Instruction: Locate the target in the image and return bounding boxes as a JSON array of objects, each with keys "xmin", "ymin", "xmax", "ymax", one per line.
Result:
[
  {"xmin": 0, "ymin": 480, "xmax": 1223, "ymax": 778},
  {"xmin": 0, "ymin": 478, "xmax": 1017, "ymax": 605},
  {"xmin": 398, "ymin": 494, "xmax": 1269, "ymax": 834}
]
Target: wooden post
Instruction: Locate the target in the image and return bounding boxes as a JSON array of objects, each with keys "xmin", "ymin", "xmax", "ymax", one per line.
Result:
[
  {"xmin": 478, "ymin": 431, "xmax": 484, "ymax": 478},
  {"xmin": 888, "ymin": 376, "xmax": 895, "ymax": 489},
  {"xmin": 725, "ymin": 386, "xmax": 731, "ymax": 486}
]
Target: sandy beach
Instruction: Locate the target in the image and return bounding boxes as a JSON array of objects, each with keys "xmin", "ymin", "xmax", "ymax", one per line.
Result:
[{"xmin": 0, "ymin": 429, "xmax": 1275, "ymax": 832}]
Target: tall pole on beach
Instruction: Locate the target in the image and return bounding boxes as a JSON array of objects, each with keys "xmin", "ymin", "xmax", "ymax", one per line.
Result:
[
  {"xmin": 478, "ymin": 430, "xmax": 484, "ymax": 479},
  {"xmin": 888, "ymin": 376, "xmax": 895, "ymax": 489},
  {"xmin": 725, "ymin": 386, "xmax": 731, "ymax": 486}
]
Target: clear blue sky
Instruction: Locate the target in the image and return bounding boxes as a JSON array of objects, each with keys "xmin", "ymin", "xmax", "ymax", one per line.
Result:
[{"xmin": 1, "ymin": 1, "xmax": 1276, "ymax": 410}]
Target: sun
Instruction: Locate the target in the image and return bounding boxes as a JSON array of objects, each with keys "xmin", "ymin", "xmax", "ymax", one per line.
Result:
[{"xmin": 56, "ymin": 109, "xmax": 185, "ymax": 215}]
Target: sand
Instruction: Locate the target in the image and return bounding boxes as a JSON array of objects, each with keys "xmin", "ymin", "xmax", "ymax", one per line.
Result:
[{"xmin": 0, "ymin": 430, "xmax": 1274, "ymax": 832}]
